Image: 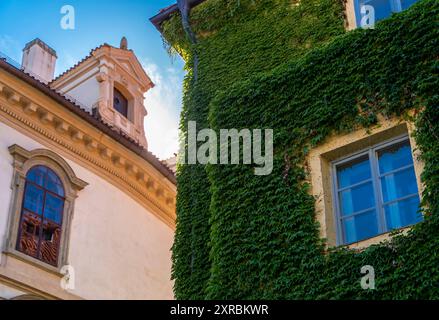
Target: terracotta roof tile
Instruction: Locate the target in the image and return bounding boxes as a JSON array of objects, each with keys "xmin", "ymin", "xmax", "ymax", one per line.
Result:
[{"xmin": 50, "ymin": 43, "xmax": 110, "ymax": 84}]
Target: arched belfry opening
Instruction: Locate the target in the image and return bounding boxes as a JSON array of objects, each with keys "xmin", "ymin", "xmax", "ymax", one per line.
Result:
[{"xmin": 113, "ymin": 87, "xmax": 129, "ymax": 118}]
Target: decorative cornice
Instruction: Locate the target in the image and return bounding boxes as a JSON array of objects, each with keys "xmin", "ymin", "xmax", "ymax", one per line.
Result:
[
  {"xmin": 51, "ymin": 44, "xmax": 154, "ymax": 91},
  {"xmin": 0, "ymin": 79, "xmax": 176, "ymax": 228},
  {"xmin": 0, "ymin": 274, "xmax": 73, "ymax": 300},
  {"xmin": 0, "ymin": 59, "xmax": 176, "ymax": 184}
]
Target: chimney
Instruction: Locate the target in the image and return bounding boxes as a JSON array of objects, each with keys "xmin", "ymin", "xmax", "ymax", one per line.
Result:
[{"xmin": 21, "ymin": 38, "xmax": 57, "ymax": 84}]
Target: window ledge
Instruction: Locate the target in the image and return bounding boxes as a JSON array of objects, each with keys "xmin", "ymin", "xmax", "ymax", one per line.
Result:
[
  {"xmin": 344, "ymin": 227, "xmax": 411, "ymax": 251},
  {"xmin": 3, "ymin": 249, "xmax": 64, "ymax": 277}
]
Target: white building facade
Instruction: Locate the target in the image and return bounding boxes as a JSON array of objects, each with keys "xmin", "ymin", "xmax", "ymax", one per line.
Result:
[{"xmin": 0, "ymin": 38, "xmax": 176, "ymax": 300}]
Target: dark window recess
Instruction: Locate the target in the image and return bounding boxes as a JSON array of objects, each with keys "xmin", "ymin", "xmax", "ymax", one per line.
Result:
[
  {"xmin": 113, "ymin": 88, "xmax": 128, "ymax": 118},
  {"xmin": 16, "ymin": 166, "xmax": 65, "ymax": 266}
]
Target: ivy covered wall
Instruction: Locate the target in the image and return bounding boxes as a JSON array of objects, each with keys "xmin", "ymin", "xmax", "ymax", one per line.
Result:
[{"xmin": 163, "ymin": 0, "xmax": 439, "ymax": 299}]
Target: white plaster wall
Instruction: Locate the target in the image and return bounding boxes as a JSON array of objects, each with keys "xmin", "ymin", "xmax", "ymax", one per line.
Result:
[
  {"xmin": 0, "ymin": 123, "xmax": 14, "ymax": 265},
  {"xmin": 61, "ymin": 72, "xmax": 100, "ymax": 113},
  {"xmin": 0, "ymin": 121, "xmax": 174, "ymax": 299}
]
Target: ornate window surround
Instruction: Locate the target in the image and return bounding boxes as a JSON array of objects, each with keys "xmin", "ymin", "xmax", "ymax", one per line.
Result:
[
  {"xmin": 5, "ymin": 144, "xmax": 88, "ymax": 274},
  {"xmin": 112, "ymin": 82, "xmax": 134, "ymax": 122},
  {"xmin": 113, "ymin": 86, "xmax": 129, "ymax": 119}
]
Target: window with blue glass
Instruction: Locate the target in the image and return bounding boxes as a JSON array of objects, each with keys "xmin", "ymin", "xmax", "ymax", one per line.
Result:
[
  {"xmin": 17, "ymin": 166, "xmax": 65, "ymax": 266},
  {"xmin": 333, "ymin": 137, "xmax": 422, "ymax": 245},
  {"xmin": 354, "ymin": 0, "xmax": 420, "ymax": 27}
]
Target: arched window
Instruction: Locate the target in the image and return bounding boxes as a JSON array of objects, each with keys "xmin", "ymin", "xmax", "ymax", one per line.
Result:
[
  {"xmin": 7, "ymin": 145, "xmax": 88, "ymax": 271},
  {"xmin": 17, "ymin": 166, "xmax": 65, "ymax": 266},
  {"xmin": 113, "ymin": 88, "xmax": 128, "ymax": 118}
]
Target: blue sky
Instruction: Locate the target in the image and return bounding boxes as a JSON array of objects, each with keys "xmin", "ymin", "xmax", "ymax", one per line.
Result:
[{"xmin": 0, "ymin": 0, "xmax": 185, "ymax": 159}]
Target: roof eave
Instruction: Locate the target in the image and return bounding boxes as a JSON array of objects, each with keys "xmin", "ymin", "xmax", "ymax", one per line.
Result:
[
  {"xmin": 149, "ymin": 0, "xmax": 207, "ymax": 33},
  {"xmin": 150, "ymin": 4, "xmax": 179, "ymax": 32}
]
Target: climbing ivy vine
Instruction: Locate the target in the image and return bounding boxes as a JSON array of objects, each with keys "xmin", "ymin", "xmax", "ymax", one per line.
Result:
[{"xmin": 163, "ymin": 0, "xmax": 439, "ymax": 299}]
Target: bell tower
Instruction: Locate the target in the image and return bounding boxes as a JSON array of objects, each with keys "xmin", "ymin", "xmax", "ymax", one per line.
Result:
[{"xmin": 51, "ymin": 38, "xmax": 154, "ymax": 149}]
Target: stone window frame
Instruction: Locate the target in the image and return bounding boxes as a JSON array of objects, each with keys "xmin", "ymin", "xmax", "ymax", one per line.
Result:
[
  {"xmin": 112, "ymin": 81, "xmax": 136, "ymax": 123},
  {"xmin": 113, "ymin": 87, "xmax": 129, "ymax": 119},
  {"xmin": 4, "ymin": 144, "xmax": 88, "ymax": 274},
  {"xmin": 307, "ymin": 119, "xmax": 424, "ymax": 249},
  {"xmin": 331, "ymin": 134, "xmax": 420, "ymax": 245},
  {"xmin": 345, "ymin": 0, "xmax": 358, "ymax": 30}
]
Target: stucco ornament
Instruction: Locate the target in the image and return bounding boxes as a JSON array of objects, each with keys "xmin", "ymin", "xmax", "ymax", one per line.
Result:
[{"xmin": 120, "ymin": 37, "xmax": 128, "ymax": 50}]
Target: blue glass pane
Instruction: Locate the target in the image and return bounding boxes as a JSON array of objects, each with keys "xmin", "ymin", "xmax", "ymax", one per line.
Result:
[
  {"xmin": 343, "ymin": 210, "xmax": 379, "ymax": 244},
  {"xmin": 337, "ymin": 156, "xmax": 371, "ymax": 189},
  {"xmin": 381, "ymin": 167, "xmax": 419, "ymax": 202},
  {"xmin": 356, "ymin": 0, "xmax": 394, "ymax": 26},
  {"xmin": 401, "ymin": 0, "xmax": 419, "ymax": 10},
  {"xmin": 378, "ymin": 141, "xmax": 413, "ymax": 174},
  {"xmin": 340, "ymin": 182, "xmax": 375, "ymax": 216},
  {"xmin": 46, "ymin": 169, "xmax": 64, "ymax": 196},
  {"xmin": 44, "ymin": 193, "xmax": 64, "ymax": 224},
  {"xmin": 26, "ymin": 166, "xmax": 47, "ymax": 186},
  {"xmin": 384, "ymin": 196, "xmax": 422, "ymax": 230},
  {"xmin": 23, "ymin": 184, "xmax": 44, "ymax": 215}
]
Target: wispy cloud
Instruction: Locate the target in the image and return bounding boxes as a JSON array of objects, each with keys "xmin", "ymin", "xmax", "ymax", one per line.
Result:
[
  {"xmin": 142, "ymin": 59, "xmax": 184, "ymax": 160},
  {"xmin": 55, "ymin": 51, "xmax": 80, "ymax": 77},
  {"xmin": 0, "ymin": 34, "xmax": 22, "ymax": 61}
]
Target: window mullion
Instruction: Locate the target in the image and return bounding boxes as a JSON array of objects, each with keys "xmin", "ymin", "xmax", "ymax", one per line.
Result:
[
  {"xmin": 332, "ymin": 162, "xmax": 344, "ymax": 246},
  {"xmin": 370, "ymin": 148, "xmax": 386, "ymax": 233},
  {"xmin": 36, "ymin": 189, "xmax": 47, "ymax": 260}
]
